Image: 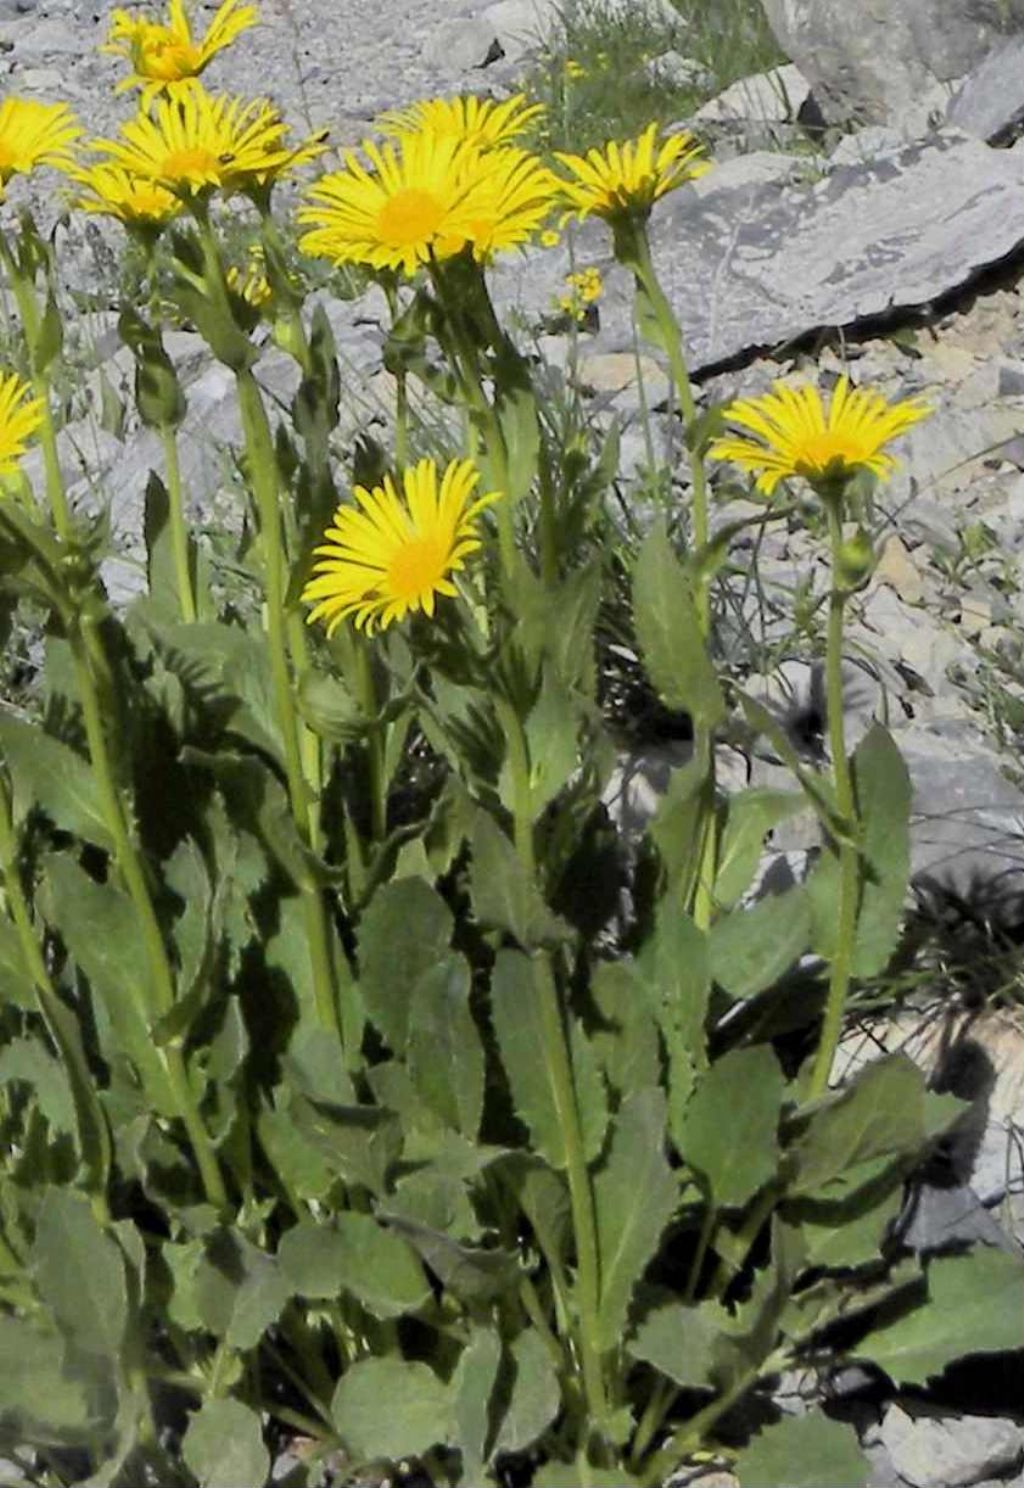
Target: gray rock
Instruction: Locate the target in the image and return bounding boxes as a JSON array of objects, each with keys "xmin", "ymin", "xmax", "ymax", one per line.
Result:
[
  {"xmin": 758, "ymin": 0, "xmax": 1024, "ymax": 126},
  {"xmin": 879, "ymin": 1404, "xmax": 1024, "ymax": 1488},
  {"xmin": 643, "ymin": 50, "xmax": 713, "ymax": 92},
  {"xmin": 829, "ymin": 125, "xmax": 906, "ymax": 166},
  {"xmin": 899, "ymin": 1181, "xmax": 1021, "ymax": 1256},
  {"xmin": 479, "ymin": 0, "xmax": 557, "ymax": 64},
  {"xmin": 948, "ymin": 35, "xmax": 1024, "ymax": 142},
  {"xmin": 695, "ymin": 62, "xmax": 812, "ymax": 126},
  {"xmin": 423, "ymin": 17, "xmax": 502, "ymax": 71},
  {"xmin": 491, "ymin": 132, "xmax": 1024, "ymax": 376}
]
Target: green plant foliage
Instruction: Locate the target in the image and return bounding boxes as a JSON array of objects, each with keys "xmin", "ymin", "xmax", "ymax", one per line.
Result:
[{"xmin": 0, "ymin": 94, "xmax": 1013, "ymax": 1488}]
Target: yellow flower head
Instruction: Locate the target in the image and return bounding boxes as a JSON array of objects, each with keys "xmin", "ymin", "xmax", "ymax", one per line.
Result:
[
  {"xmin": 0, "ymin": 370, "xmax": 43, "ymax": 476},
  {"xmin": 708, "ymin": 376, "xmax": 932, "ymax": 497},
  {"xmin": 557, "ymin": 265, "xmax": 603, "ymax": 321},
  {"xmin": 376, "ymin": 92, "xmax": 544, "ymax": 151},
  {"xmin": 564, "ymin": 59, "xmax": 586, "ymax": 79},
  {"xmin": 299, "ymin": 130, "xmax": 556, "ymax": 276},
  {"xmin": 226, "ymin": 246, "xmax": 272, "ymax": 307},
  {"xmin": 68, "ymin": 161, "xmax": 183, "ymax": 229},
  {"xmin": 556, "ymin": 123, "xmax": 709, "ymax": 222},
  {"xmin": 302, "ymin": 456, "xmax": 501, "ymax": 634},
  {"xmin": 102, "ymin": 0, "xmax": 257, "ymax": 106},
  {"xmin": 91, "ymin": 87, "xmax": 326, "ymax": 199},
  {"xmin": 0, "ymin": 98, "xmax": 81, "ymax": 198}
]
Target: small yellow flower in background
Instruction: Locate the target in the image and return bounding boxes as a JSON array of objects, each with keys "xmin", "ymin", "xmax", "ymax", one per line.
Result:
[
  {"xmin": 556, "ymin": 122, "xmax": 709, "ymax": 223},
  {"xmin": 69, "ymin": 161, "xmax": 183, "ymax": 228},
  {"xmin": 226, "ymin": 246, "xmax": 272, "ymax": 307},
  {"xmin": 102, "ymin": 0, "xmax": 257, "ymax": 106},
  {"xmin": 0, "ymin": 370, "xmax": 43, "ymax": 476},
  {"xmin": 0, "ymin": 98, "xmax": 81, "ymax": 199},
  {"xmin": 92, "ymin": 87, "xmax": 325, "ymax": 198},
  {"xmin": 564, "ymin": 59, "xmax": 586, "ymax": 79},
  {"xmin": 557, "ymin": 265, "xmax": 603, "ymax": 321},
  {"xmin": 708, "ymin": 376, "xmax": 932, "ymax": 497},
  {"xmin": 376, "ymin": 93, "xmax": 544, "ymax": 151},
  {"xmin": 540, "ymin": 227, "xmax": 560, "ymax": 248},
  {"xmin": 298, "ymin": 132, "xmax": 558, "ymax": 276},
  {"xmin": 302, "ymin": 456, "xmax": 501, "ymax": 634}
]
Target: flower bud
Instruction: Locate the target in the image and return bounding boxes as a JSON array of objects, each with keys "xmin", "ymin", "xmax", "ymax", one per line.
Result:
[{"xmin": 835, "ymin": 526, "xmax": 876, "ymax": 593}]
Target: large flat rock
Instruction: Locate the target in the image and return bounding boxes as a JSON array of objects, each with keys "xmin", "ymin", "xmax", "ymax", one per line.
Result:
[{"xmin": 491, "ymin": 132, "xmax": 1024, "ymax": 375}]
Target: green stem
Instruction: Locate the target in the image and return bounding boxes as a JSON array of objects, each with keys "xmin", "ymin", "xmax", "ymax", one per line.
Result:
[
  {"xmin": 353, "ymin": 640, "xmax": 387, "ymax": 844},
  {"xmin": 538, "ymin": 458, "xmax": 559, "ymax": 587},
  {"xmin": 807, "ymin": 501, "xmax": 859, "ymax": 1100},
  {"xmin": 642, "ymin": 1362, "xmax": 764, "ymax": 1486},
  {"xmin": 0, "ymin": 233, "xmax": 72, "ymax": 541},
  {"xmin": 71, "ymin": 618, "xmax": 226, "ymax": 1208},
  {"xmin": 629, "ymin": 229, "xmax": 709, "ymax": 629},
  {"xmin": 235, "ymin": 367, "xmax": 342, "ymax": 1044},
  {"xmin": 503, "ymin": 703, "xmax": 607, "ymax": 1445},
  {"xmin": 683, "ymin": 1201, "xmax": 717, "ymax": 1304},
  {"xmin": 159, "ymin": 423, "xmax": 197, "ymax": 624}
]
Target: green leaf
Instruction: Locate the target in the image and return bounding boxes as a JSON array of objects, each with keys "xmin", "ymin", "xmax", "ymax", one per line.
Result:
[
  {"xmin": 358, "ymin": 877, "xmax": 453, "ymax": 1049},
  {"xmin": 790, "ymin": 1183, "xmax": 904, "ymax": 1271},
  {"xmin": 491, "ymin": 950, "xmax": 607, "ymax": 1168},
  {"xmin": 637, "ymin": 906, "xmax": 710, "ymax": 1147},
  {"xmin": 0, "ymin": 714, "xmax": 112, "ymax": 852},
  {"xmin": 499, "ymin": 671, "xmax": 580, "ymax": 820},
  {"xmin": 382, "ymin": 1212, "xmax": 520, "ymax": 1304},
  {"xmin": 679, "ymin": 1046, "xmax": 786, "ymax": 1209},
  {"xmin": 716, "ymin": 787, "xmax": 807, "ymax": 910},
  {"xmin": 43, "ymin": 854, "xmax": 176, "ymax": 1115},
  {"xmin": 493, "ymin": 1329, "xmax": 560, "ymax": 1458},
  {"xmin": 648, "ymin": 756, "xmax": 708, "ymax": 898},
  {"xmin": 451, "ymin": 1326, "xmax": 502, "ymax": 1478},
  {"xmin": 278, "ymin": 1214, "xmax": 430, "ymax": 1319},
  {"xmin": 32, "ymin": 1188, "xmax": 128, "ymax": 1359},
  {"xmin": 0, "ymin": 914, "xmax": 36, "ymax": 1009},
  {"xmin": 332, "ymin": 1357, "xmax": 450, "ymax": 1463},
  {"xmin": 0, "ymin": 1316, "xmax": 92, "ymax": 1441},
  {"xmin": 852, "ymin": 1248, "xmax": 1024, "ymax": 1385},
  {"xmin": 594, "ymin": 1088, "xmax": 678, "ymax": 1351},
  {"xmin": 471, "ymin": 810, "xmax": 569, "ymax": 948},
  {"xmin": 709, "ymin": 886, "xmax": 812, "ymax": 1001},
  {"xmin": 183, "ymin": 1398, "xmax": 269, "ymax": 1488},
  {"xmin": 788, "ymin": 1055, "xmax": 955, "ymax": 1200},
  {"xmin": 733, "ymin": 1414, "xmax": 869, "ymax": 1488},
  {"xmin": 808, "ymin": 725, "xmax": 912, "ymax": 976},
  {"xmin": 193, "ymin": 1232, "xmax": 289, "ymax": 1350},
  {"xmin": 408, "ymin": 954, "xmax": 486, "ymax": 1139},
  {"xmin": 495, "ymin": 379, "xmax": 541, "ymax": 504},
  {"xmin": 629, "ymin": 1297, "xmax": 741, "ymax": 1391},
  {"xmin": 632, "ymin": 521, "xmax": 724, "ymax": 727},
  {"xmin": 297, "ymin": 667, "xmax": 367, "ymax": 740},
  {"xmin": 0, "ymin": 1037, "xmax": 74, "ymax": 1135},
  {"xmin": 503, "ymin": 1157, "xmax": 571, "ymax": 1271},
  {"xmin": 590, "ymin": 960, "xmax": 661, "ymax": 1099}
]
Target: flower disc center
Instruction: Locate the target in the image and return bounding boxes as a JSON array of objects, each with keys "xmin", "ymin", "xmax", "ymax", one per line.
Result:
[
  {"xmin": 377, "ymin": 187, "xmax": 445, "ymax": 246},
  {"xmin": 387, "ymin": 534, "xmax": 448, "ymax": 601}
]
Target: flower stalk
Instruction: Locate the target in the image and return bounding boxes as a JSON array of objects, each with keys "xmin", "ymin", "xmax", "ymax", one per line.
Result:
[{"xmin": 159, "ymin": 420, "xmax": 198, "ymax": 623}]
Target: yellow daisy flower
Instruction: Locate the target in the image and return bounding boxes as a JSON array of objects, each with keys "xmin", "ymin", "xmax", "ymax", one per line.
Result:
[
  {"xmin": 376, "ymin": 93, "xmax": 544, "ymax": 150},
  {"xmin": 91, "ymin": 87, "xmax": 325, "ymax": 198},
  {"xmin": 299, "ymin": 133, "xmax": 557, "ymax": 276},
  {"xmin": 302, "ymin": 456, "xmax": 501, "ymax": 634},
  {"xmin": 0, "ymin": 370, "xmax": 43, "ymax": 476},
  {"xmin": 102, "ymin": 0, "xmax": 257, "ymax": 106},
  {"xmin": 708, "ymin": 376, "xmax": 932, "ymax": 497},
  {"xmin": 556, "ymin": 122, "xmax": 709, "ymax": 222},
  {"xmin": 440, "ymin": 146, "xmax": 559, "ymax": 262},
  {"xmin": 0, "ymin": 98, "xmax": 81, "ymax": 199},
  {"xmin": 68, "ymin": 161, "xmax": 183, "ymax": 228},
  {"xmin": 226, "ymin": 248, "xmax": 272, "ymax": 307},
  {"xmin": 557, "ymin": 265, "xmax": 603, "ymax": 321}
]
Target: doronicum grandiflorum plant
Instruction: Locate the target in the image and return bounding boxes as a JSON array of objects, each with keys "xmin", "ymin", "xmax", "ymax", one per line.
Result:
[{"xmin": 0, "ymin": 8, "xmax": 1021, "ymax": 1487}]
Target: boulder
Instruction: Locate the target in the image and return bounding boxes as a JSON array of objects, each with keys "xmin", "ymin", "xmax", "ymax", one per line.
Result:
[
  {"xmin": 490, "ymin": 132, "xmax": 1024, "ymax": 377},
  {"xmin": 879, "ymin": 1405, "xmax": 1024, "ymax": 1488},
  {"xmin": 948, "ymin": 34, "xmax": 1024, "ymax": 142},
  {"xmin": 757, "ymin": 0, "xmax": 1024, "ymax": 126}
]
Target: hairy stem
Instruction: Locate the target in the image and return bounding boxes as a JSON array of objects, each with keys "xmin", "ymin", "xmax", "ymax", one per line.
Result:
[
  {"xmin": 159, "ymin": 423, "xmax": 197, "ymax": 624},
  {"xmin": 808, "ymin": 499, "xmax": 859, "ymax": 1099}
]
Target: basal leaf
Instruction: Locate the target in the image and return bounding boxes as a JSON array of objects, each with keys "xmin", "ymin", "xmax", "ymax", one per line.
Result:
[
  {"xmin": 637, "ymin": 905, "xmax": 710, "ymax": 1147},
  {"xmin": 452, "ymin": 1325, "xmax": 502, "ymax": 1479},
  {"xmin": 678, "ymin": 1046, "xmax": 786, "ymax": 1209},
  {"xmin": 408, "ymin": 954, "xmax": 486, "ymax": 1139},
  {"xmin": 493, "ymin": 1329, "xmax": 560, "ymax": 1458},
  {"xmin": 278, "ymin": 1213, "xmax": 430, "ymax": 1319},
  {"xmin": 183, "ymin": 1398, "xmax": 269, "ymax": 1488},
  {"xmin": 32, "ymin": 1188, "xmax": 128, "ymax": 1359},
  {"xmin": 632, "ymin": 521, "xmax": 724, "ymax": 728},
  {"xmin": 629, "ymin": 1297, "xmax": 742, "ymax": 1391},
  {"xmin": 590, "ymin": 960, "xmax": 661, "ymax": 1099},
  {"xmin": 332, "ymin": 1357, "xmax": 450, "ymax": 1462},
  {"xmin": 594, "ymin": 1089, "xmax": 678, "ymax": 1351},
  {"xmin": 733, "ymin": 1413, "xmax": 869, "ymax": 1488},
  {"xmin": 358, "ymin": 877, "xmax": 453, "ymax": 1050},
  {"xmin": 851, "ymin": 1247, "xmax": 1024, "ymax": 1385},
  {"xmin": 0, "ymin": 1316, "xmax": 92, "ymax": 1442}
]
